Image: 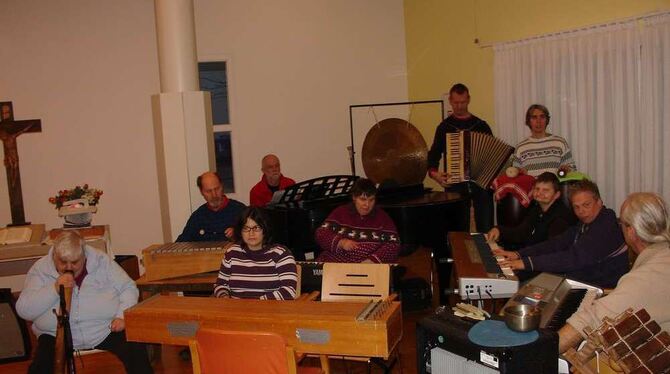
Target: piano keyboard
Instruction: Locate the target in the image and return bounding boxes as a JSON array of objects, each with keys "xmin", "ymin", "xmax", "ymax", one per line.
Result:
[
  {"xmin": 502, "ymin": 272, "xmax": 603, "ymax": 331},
  {"xmin": 489, "ymin": 241, "xmax": 516, "ymax": 278},
  {"xmin": 463, "ymin": 234, "xmax": 516, "ymax": 279},
  {"xmin": 448, "ymin": 232, "xmax": 519, "ymax": 300}
]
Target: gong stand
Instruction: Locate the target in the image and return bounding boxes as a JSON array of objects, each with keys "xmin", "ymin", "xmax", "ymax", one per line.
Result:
[{"xmin": 348, "ymin": 99, "xmax": 444, "ymax": 176}]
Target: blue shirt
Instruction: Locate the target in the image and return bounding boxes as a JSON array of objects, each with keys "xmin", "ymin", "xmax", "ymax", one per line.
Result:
[{"xmin": 176, "ymin": 199, "xmax": 246, "ymax": 242}]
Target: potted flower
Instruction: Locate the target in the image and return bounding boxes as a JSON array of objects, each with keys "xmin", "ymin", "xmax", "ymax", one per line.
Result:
[{"xmin": 49, "ymin": 184, "xmax": 103, "ymax": 227}]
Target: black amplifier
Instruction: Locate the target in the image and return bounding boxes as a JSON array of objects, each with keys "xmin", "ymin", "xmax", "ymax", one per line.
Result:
[{"xmin": 416, "ymin": 311, "xmax": 558, "ymax": 374}]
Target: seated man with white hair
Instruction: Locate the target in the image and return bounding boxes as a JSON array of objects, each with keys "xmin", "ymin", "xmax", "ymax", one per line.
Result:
[
  {"xmin": 17, "ymin": 231, "xmax": 152, "ymax": 374},
  {"xmin": 558, "ymin": 192, "xmax": 670, "ymax": 353}
]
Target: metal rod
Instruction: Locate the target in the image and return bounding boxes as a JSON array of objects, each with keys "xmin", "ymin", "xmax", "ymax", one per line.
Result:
[{"xmin": 348, "ymin": 99, "xmax": 444, "ymax": 177}]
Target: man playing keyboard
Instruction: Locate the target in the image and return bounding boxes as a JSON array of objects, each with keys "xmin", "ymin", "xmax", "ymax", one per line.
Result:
[
  {"xmin": 559, "ymin": 192, "xmax": 670, "ymax": 353},
  {"xmin": 495, "ymin": 179, "xmax": 628, "ymax": 289},
  {"xmin": 486, "ymin": 172, "xmax": 575, "ymax": 250}
]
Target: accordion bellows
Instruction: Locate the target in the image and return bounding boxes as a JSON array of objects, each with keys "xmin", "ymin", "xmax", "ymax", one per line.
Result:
[{"xmin": 445, "ymin": 131, "xmax": 514, "ymax": 189}]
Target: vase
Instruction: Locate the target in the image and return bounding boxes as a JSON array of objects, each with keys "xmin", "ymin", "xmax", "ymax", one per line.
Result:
[{"xmin": 64, "ymin": 212, "xmax": 93, "ymax": 228}]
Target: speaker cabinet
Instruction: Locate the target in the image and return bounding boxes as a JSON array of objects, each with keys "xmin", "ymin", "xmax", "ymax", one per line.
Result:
[
  {"xmin": 0, "ymin": 288, "xmax": 31, "ymax": 363},
  {"xmin": 416, "ymin": 312, "xmax": 558, "ymax": 374}
]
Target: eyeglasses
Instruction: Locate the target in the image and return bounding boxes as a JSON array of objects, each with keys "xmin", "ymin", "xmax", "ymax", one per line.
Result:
[{"xmin": 242, "ymin": 225, "xmax": 263, "ymax": 233}]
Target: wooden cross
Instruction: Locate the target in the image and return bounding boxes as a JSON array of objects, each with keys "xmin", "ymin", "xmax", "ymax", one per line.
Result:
[{"xmin": 0, "ymin": 102, "xmax": 42, "ymax": 226}]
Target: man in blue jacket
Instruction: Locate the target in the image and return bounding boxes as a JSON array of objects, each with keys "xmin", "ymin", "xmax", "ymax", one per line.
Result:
[
  {"xmin": 495, "ymin": 179, "xmax": 629, "ymax": 288},
  {"xmin": 176, "ymin": 171, "xmax": 246, "ymax": 242}
]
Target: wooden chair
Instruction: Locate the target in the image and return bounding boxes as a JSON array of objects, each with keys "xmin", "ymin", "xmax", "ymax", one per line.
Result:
[
  {"xmin": 318, "ymin": 262, "xmax": 400, "ymax": 373},
  {"xmin": 189, "ymin": 328, "xmax": 323, "ymax": 374}
]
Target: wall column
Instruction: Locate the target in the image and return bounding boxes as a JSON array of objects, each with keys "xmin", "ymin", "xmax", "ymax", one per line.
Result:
[{"xmin": 152, "ymin": 0, "xmax": 215, "ymax": 242}]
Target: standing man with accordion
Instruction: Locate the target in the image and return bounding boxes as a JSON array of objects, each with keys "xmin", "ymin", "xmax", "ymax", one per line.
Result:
[{"xmin": 427, "ymin": 83, "xmax": 495, "ymax": 232}]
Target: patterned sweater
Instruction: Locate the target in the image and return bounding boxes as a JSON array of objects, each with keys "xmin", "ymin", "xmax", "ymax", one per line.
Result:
[
  {"xmin": 214, "ymin": 244, "xmax": 297, "ymax": 300},
  {"xmin": 315, "ymin": 204, "xmax": 400, "ymax": 263},
  {"xmin": 511, "ymin": 134, "xmax": 576, "ymax": 177}
]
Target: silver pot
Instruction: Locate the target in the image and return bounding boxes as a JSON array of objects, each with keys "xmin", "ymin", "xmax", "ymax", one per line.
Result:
[{"xmin": 503, "ymin": 304, "xmax": 541, "ymax": 332}]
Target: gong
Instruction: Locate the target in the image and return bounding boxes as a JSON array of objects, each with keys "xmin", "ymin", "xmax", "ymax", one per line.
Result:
[{"xmin": 362, "ymin": 118, "xmax": 428, "ymax": 186}]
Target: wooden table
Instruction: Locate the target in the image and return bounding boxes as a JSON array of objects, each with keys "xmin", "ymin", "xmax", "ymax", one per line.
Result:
[
  {"xmin": 125, "ymin": 295, "xmax": 403, "ymax": 373},
  {"xmin": 135, "ymin": 271, "xmax": 217, "ymax": 299}
]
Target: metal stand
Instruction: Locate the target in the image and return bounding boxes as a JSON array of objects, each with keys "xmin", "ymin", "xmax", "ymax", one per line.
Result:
[{"xmin": 348, "ymin": 99, "xmax": 445, "ymax": 175}]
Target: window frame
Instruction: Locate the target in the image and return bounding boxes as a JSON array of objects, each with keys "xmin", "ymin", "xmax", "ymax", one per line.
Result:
[{"xmin": 199, "ymin": 55, "xmax": 239, "ymax": 197}]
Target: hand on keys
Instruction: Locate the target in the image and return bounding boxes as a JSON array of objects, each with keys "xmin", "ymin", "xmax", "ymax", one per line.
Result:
[
  {"xmin": 492, "ymin": 247, "xmax": 518, "ymax": 261},
  {"xmin": 490, "ymin": 244, "xmax": 521, "ymax": 275}
]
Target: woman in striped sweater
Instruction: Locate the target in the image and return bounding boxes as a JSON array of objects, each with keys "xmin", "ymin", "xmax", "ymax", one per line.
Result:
[{"xmin": 214, "ymin": 207, "xmax": 297, "ymax": 300}]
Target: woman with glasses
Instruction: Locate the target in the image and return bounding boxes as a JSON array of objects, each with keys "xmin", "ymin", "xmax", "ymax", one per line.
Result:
[{"xmin": 213, "ymin": 207, "xmax": 297, "ymax": 300}]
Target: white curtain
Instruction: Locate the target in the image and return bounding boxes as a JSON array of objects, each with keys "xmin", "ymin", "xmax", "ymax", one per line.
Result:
[{"xmin": 494, "ymin": 13, "xmax": 670, "ymax": 211}]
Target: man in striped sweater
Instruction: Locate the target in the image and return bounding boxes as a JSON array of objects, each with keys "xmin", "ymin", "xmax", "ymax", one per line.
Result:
[
  {"xmin": 511, "ymin": 104, "xmax": 577, "ymax": 177},
  {"xmin": 214, "ymin": 207, "xmax": 297, "ymax": 300}
]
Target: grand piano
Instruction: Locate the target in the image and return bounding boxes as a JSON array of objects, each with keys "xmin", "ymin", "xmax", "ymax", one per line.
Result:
[{"xmin": 264, "ymin": 118, "xmax": 470, "ymax": 302}]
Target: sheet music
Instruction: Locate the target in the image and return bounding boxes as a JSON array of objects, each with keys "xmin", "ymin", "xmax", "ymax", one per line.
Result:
[{"xmin": 269, "ymin": 189, "xmax": 286, "ymax": 205}]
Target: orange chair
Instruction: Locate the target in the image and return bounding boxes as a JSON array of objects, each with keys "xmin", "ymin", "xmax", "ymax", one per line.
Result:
[{"xmin": 189, "ymin": 328, "xmax": 323, "ymax": 374}]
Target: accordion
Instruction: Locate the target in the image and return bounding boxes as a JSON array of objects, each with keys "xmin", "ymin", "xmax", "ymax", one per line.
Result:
[{"xmin": 444, "ymin": 131, "xmax": 514, "ymax": 189}]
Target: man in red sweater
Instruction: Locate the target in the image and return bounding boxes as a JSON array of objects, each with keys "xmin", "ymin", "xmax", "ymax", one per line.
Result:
[{"xmin": 249, "ymin": 154, "xmax": 295, "ymax": 206}]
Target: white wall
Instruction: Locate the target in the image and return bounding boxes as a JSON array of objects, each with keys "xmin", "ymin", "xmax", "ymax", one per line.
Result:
[
  {"xmin": 0, "ymin": 0, "xmax": 408, "ymax": 257},
  {"xmin": 194, "ymin": 0, "xmax": 408, "ymax": 198},
  {"xmin": 0, "ymin": 0, "xmax": 163, "ymax": 254}
]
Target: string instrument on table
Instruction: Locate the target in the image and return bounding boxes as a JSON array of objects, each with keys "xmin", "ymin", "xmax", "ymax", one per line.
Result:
[
  {"xmin": 444, "ymin": 130, "xmax": 514, "ymax": 189},
  {"xmin": 564, "ymin": 308, "xmax": 670, "ymax": 374},
  {"xmin": 141, "ymin": 241, "xmax": 233, "ymax": 281},
  {"xmin": 124, "ymin": 294, "xmax": 402, "ymax": 359},
  {"xmin": 53, "ymin": 284, "xmax": 74, "ymax": 374}
]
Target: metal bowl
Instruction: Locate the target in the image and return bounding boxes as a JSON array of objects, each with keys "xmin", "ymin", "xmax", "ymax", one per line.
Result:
[{"xmin": 503, "ymin": 304, "xmax": 541, "ymax": 332}]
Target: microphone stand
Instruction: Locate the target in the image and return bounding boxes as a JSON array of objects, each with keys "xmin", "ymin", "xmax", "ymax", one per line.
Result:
[{"xmin": 55, "ymin": 285, "xmax": 76, "ymax": 374}]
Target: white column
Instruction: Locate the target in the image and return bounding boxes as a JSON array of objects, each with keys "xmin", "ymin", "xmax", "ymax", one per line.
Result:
[
  {"xmin": 152, "ymin": 0, "xmax": 215, "ymax": 242},
  {"xmin": 154, "ymin": 0, "xmax": 199, "ymax": 92}
]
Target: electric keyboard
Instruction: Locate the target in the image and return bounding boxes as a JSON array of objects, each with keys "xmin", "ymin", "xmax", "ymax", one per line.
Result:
[
  {"xmin": 448, "ymin": 232, "xmax": 519, "ymax": 299},
  {"xmin": 502, "ymin": 272, "xmax": 603, "ymax": 331}
]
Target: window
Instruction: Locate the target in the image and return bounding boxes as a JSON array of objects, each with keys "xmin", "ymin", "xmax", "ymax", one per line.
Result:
[{"xmin": 199, "ymin": 61, "xmax": 235, "ymax": 192}]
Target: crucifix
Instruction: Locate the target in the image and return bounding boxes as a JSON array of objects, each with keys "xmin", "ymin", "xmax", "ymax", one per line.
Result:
[{"xmin": 0, "ymin": 101, "xmax": 42, "ymax": 226}]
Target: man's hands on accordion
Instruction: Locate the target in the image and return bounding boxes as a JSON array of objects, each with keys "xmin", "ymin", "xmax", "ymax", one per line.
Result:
[{"xmin": 429, "ymin": 170, "xmax": 452, "ymax": 187}]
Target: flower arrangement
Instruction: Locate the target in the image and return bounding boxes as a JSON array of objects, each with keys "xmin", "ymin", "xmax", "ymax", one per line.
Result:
[{"xmin": 48, "ymin": 184, "xmax": 103, "ymax": 209}]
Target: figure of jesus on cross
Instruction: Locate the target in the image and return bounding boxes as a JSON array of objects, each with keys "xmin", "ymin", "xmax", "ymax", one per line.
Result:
[{"xmin": 0, "ymin": 101, "xmax": 42, "ymax": 225}]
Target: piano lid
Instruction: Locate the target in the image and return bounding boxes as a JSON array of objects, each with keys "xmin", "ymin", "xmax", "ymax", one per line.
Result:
[{"xmin": 362, "ymin": 118, "xmax": 428, "ymax": 187}]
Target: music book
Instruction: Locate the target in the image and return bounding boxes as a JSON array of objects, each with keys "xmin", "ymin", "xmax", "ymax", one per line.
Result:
[{"xmin": 0, "ymin": 226, "xmax": 33, "ymax": 245}]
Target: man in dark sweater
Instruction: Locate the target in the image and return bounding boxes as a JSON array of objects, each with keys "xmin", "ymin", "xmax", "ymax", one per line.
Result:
[
  {"xmin": 176, "ymin": 171, "xmax": 246, "ymax": 242},
  {"xmin": 486, "ymin": 172, "xmax": 576, "ymax": 249},
  {"xmin": 427, "ymin": 83, "xmax": 494, "ymax": 232},
  {"xmin": 495, "ymin": 179, "xmax": 629, "ymax": 289}
]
